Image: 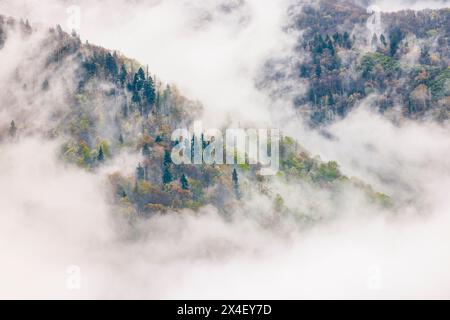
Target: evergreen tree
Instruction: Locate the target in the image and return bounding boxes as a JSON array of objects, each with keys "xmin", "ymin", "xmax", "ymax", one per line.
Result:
[
  {"xmin": 300, "ymin": 65, "xmax": 309, "ymax": 78},
  {"xmin": 180, "ymin": 174, "xmax": 189, "ymax": 190},
  {"xmin": 327, "ymin": 92, "xmax": 335, "ymax": 106},
  {"xmin": 97, "ymin": 146, "xmax": 104, "ymax": 162},
  {"xmin": 163, "ymin": 149, "xmax": 172, "ymax": 166},
  {"xmin": 143, "ymin": 77, "xmax": 155, "ymax": 116},
  {"xmin": 133, "ymin": 72, "xmax": 143, "ymax": 92},
  {"xmin": 136, "ymin": 163, "xmax": 145, "ymax": 181},
  {"xmin": 389, "ymin": 28, "xmax": 404, "ymax": 56},
  {"xmin": 132, "ymin": 90, "xmax": 141, "ymax": 104},
  {"xmin": 380, "ymin": 34, "xmax": 387, "ymax": 47},
  {"xmin": 333, "ymin": 32, "xmax": 341, "ymax": 45},
  {"xmin": 105, "ymin": 53, "xmax": 118, "ymax": 79},
  {"xmin": 9, "ymin": 120, "xmax": 17, "ymax": 138},
  {"xmin": 315, "ymin": 63, "xmax": 322, "ymax": 78},
  {"xmin": 163, "ymin": 166, "xmax": 173, "ymax": 184},
  {"xmin": 118, "ymin": 133, "xmax": 124, "ymax": 144},
  {"xmin": 343, "ymin": 31, "xmax": 351, "ymax": 49},
  {"xmin": 137, "ymin": 67, "xmax": 145, "ymax": 81},
  {"xmin": 119, "ymin": 64, "xmax": 127, "ymax": 87},
  {"xmin": 143, "ymin": 78, "xmax": 155, "ymax": 104}
]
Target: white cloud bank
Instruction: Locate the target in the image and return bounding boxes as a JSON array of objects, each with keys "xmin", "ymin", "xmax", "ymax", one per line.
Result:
[
  {"xmin": 1, "ymin": 134, "xmax": 450, "ymax": 299},
  {"xmin": 0, "ymin": 0, "xmax": 296, "ymax": 127}
]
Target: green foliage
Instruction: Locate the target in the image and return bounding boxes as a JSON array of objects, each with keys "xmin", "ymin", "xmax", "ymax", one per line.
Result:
[
  {"xmin": 389, "ymin": 28, "xmax": 404, "ymax": 56},
  {"xmin": 97, "ymin": 146, "xmax": 104, "ymax": 162},
  {"xmin": 426, "ymin": 29, "xmax": 439, "ymax": 38},
  {"xmin": 238, "ymin": 163, "xmax": 250, "ymax": 171},
  {"xmin": 360, "ymin": 52, "xmax": 400, "ymax": 78},
  {"xmin": 119, "ymin": 64, "xmax": 127, "ymax": 87},
  {"xmin": 373, "ymin": 192, "xmax": 393, "ymax": 208},
  {"xmin": 143, "ymin": 77, "xmax": 155, "ymax": 106},
  {"xmin": 163, "ymin": 166, "xmax": 173, "ymax": 184},
  {"xmin": 163, "ymin": 149, "xmax": 172, "ymax": 166},
  {"xmin": 314, "ymin": 161, "xmax": 341, "ymax": 182},
  {"xmin": 429, "ymin": 68, "xmax": 450, "ymax": 100}
]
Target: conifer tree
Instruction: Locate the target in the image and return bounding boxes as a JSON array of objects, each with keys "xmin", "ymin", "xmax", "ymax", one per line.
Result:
[
  {"xmin": 343, "ymin": 32, "xmax": 350, "ymax": 47},
  {"xmin": 327, "ymin": 92, "xmax": 335, "ymax": 106},
  {"xmin": 180, "ymin": 174, "xmax": 189, "ymax": 190},
  {"xmin": 163, "ymin": 149, "xmax": 172, "ymax": 166},
  {"xmin": 119, "ymin": 64, "xmax": 127, "ymax": 87},
  {"xmin": 143, "ymin": 77, "xmax": 155, "ymax": 116},
  {"xmin": 315, "ymin": 63, "xmax": 322, "ymax": 78},
  {"xmin": 380, "ymin": 34, "xmax": 387, "ymax": 47},
  {"xmin": 137, "ymin": 67, "xmax": 145, "ymax": 81},
  {"xmin": 105, "ymin": 53, "xmax": 118, "ymax": 79},
  {"xmin": 163, "ymin": 166, "xmax": 173, "ymax": 184},
  {"xmin": 97, "ymin": 146, "xmax": 104, "ymax": 162}
]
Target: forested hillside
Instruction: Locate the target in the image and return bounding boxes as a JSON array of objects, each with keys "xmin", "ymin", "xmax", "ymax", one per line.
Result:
[
  {"xmin": 263, "ymin": 0, "xmax": 449, "ymax": 124},
  {"xmin": 0, "ymin": 14, "xmax": 389, "ymax": 223}
]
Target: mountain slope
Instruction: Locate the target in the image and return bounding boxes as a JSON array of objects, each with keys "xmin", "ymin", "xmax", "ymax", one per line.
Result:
[
  {"xmin": 262, "ymin": 0, "xmax": 449, "ymax": 124},
  {"xmin": 0, "ymin": 14, "xmax": 390, "ymax": 225}
]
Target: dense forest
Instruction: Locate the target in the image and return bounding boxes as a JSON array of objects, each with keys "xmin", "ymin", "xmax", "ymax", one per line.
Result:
[{"xmin": 262, "ymin": 0, "xmax": 449, "ymax": 124}]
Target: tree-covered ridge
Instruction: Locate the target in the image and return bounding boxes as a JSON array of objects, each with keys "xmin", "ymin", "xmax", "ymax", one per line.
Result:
[
  {"xmin": 273, "ymin": 0, "xmax": 450, "ymax": 124},
  {"xmin": 0, "ymin": 14, "xmax": 390, "ymax": 224}
]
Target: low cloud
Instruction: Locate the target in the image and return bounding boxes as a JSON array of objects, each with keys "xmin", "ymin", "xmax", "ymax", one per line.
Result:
[{"xmin": 0, "ymin": 0, "xmax": 450, "ymax": 299}]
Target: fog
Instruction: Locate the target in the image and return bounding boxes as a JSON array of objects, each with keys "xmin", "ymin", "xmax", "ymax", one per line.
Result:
[
  {"xmin": 0, "ymin": 0, "xmax": 295, "ymax": 127},
  {"xmin": 0, "ymin": 0, "xmax": 450, "ymax": 299},
  {"xmin": 2, "ymin": 132, "xmax": 450, "ymax": 299}
]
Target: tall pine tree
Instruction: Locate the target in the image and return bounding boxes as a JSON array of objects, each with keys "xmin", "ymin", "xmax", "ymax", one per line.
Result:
[
  {"xmin": 180, "ymin": 174, "xmax": 189, "ymax": 190},
  {"xmin": 97, "ymin": 146, "xmax": 104, "ymax": 162},
  {"xmin": 163, "ymin": 166, "xmax": 173, "ymax": 184}
]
